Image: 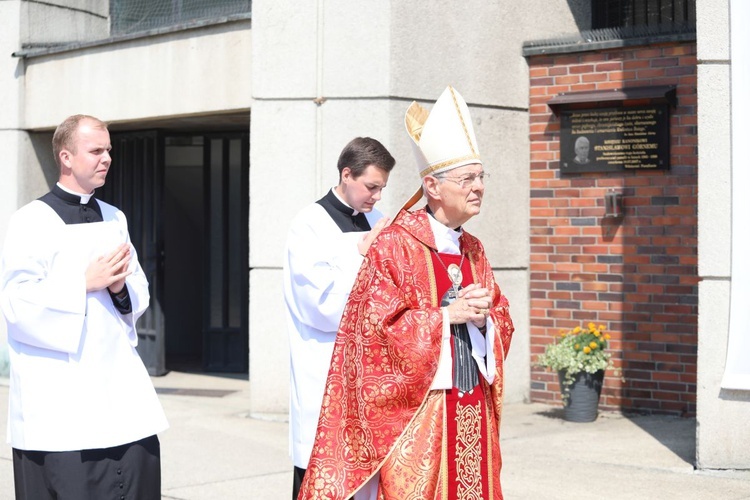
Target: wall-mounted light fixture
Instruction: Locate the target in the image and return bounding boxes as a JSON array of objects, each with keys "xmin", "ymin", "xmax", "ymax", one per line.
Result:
[{"xmin": 604, "ymin": 189, "xmax": 624, "ymax": 218}]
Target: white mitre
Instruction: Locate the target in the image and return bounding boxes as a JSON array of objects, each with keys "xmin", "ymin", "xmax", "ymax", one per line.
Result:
[{"xmin": 401, "ymin": 86, "xmax": 482, "ymax": 211}]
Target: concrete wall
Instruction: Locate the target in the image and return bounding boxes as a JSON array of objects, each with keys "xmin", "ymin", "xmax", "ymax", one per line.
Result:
[
  {"xmin": 0, "ymin": 1, "xmax": 24, "ymax": 375},
  {"xmin": 21, "ymin": 20, "xmax": 251, "ymax": 130},
  {"xmin": 20, "ymin": 0, "xmax": 109, "ymax": 46},
  {"xmin": 696, "ymin": 0, "xmax": 750, "ymax": 469},
  {"xmin": 249, "ymin": 0, "xmax": 399, "ymax": 415},
  {"xmin": 0, "ymin": 1, "xmax": 23, "ymax": 238},
  {"xmin": 249, "ymin": 0, "xmax": 588, "ymax": 414}
]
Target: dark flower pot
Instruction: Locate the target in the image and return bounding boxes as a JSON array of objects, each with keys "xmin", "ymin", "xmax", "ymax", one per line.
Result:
[{"xmin": 558, "ymin": 370, "xmax": 604, "ymax": 422}]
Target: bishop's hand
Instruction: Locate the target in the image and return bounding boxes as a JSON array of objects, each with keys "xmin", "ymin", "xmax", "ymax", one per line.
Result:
[{"xmin": 445, "ymin": 283, "xmax": 491, "ymax": 326}]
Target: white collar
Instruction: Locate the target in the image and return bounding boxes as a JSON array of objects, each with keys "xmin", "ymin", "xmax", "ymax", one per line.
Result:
[
  {"xmin": 427, "ymin": 212, "xmax": 462, "ymax": 254},
  {"xmin": 331, "ymin": 187, "xmax": 359, "ymax": 216},
  {"xmin": 56, "ymin": 182, "xmax": 94, "ymax": 204}
]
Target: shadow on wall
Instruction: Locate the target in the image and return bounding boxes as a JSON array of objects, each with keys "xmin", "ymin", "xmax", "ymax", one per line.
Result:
[
  {"xmin": 23, "ymin": 132, "xmax": 58, "ymax": 205},
  {"xmin": 566, "ymin": 0, "xmax": 593, "ymax": 30},
  {"xmin": 719, "ymin": 388, "xmax": 750, "ymax": 404}
]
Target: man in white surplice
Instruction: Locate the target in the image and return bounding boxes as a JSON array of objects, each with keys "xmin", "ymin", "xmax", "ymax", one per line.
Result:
[
  {"xmin": 0, "ymin": 115, "xmax": 168, "ymax": 500},
  {"xmin": 283, "ymin": 137, "xmax": 396, "ymax": 499}
]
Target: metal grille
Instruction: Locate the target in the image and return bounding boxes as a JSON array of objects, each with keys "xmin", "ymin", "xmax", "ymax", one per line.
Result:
[
  {"xmin": 110, "ymin": 0, "xmax": 251, "ymax": 36},
  {"xmin": 593, "ymin": 0, "xmax": 695, "ymax": 29}
]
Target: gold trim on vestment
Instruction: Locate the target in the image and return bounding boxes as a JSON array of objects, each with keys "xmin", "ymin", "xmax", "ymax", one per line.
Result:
[
  {"xmin": 425, "ymin": 244, "xmax": 439, "ymax": 308},
  {"xmin": 485, "ymin": 383, "xmax": 495, "ymax": 500},
  {"xmin": 441, "ymin": 392, "xmax": 449, "ymax": 499},
  {"xmin": 455, "ymin": 399, "xmax": 483, "ymax": 499}
]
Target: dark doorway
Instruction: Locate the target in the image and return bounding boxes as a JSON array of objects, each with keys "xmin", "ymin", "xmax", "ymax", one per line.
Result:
[
  {"xmin": 100, "ymin": 131, "xmax": 166, "ymax": 375},
  {"xmin": 103, "ymin": 130, "xmax": 249, "ymax": 375}
]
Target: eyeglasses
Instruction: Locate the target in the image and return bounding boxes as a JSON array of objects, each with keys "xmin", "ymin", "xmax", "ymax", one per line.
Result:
[{"xmin": 436, "ymin": 172, "xmax": 489, "ymax": 189}]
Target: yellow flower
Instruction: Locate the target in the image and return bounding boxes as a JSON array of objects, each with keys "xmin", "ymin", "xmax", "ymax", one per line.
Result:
[
  {"xmin": 574, "ymin": 343, "xmax": 580, "ymax": 351},
  {"xmin": 605, "ymin": 333, "xmax": 611, "ymax": 340},
  {"xmin": 599, "ymin": 325, "xmax": 606, "ymax": 331},
  {"xmin": 583, "ymin": 346, "xmax": 591, "ymax": 354},
  {"xmin": 593, "ymin": 330, "xmax": 601, "ymax": 337},
  {"xmin": 573, "ymin": 326, "xmax": 582, "ymax": 334},
  {"xmin": 589, "ymin": 341, "xmax": 598, "ymax": 350},
  {"xmin": 588, "ymin": 322, "xmax": 596, "ymax": 331}
]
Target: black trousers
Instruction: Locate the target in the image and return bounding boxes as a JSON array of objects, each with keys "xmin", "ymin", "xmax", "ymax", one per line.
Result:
[
  {"xmin": 293, "ymin": 466, "xmax": 306, "ymax": 499},
  {"xmin": 13, "ymin": 435, "xmax": 161, "ymax": 500}
]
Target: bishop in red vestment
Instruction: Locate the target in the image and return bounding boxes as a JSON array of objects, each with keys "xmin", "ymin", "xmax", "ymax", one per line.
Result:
[{"xmin": 300, "ymin": 86, "xmax": 514, "ymax": 500}]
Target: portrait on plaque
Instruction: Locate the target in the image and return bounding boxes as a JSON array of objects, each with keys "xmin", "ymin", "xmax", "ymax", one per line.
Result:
[
  {"xmin": 573, "ymin": 136, "xmax": 591, "ymax": 165},
  {"xmin": 560, "ymin": 105, "xmax": 670, "ymax": 174}
]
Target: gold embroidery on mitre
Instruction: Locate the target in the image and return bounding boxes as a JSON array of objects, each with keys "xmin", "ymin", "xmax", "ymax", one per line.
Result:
[
  {"xmin": 419, "ymin": 154, "xmax": 481, "ymax": 179},
  {"xmin": 455, "ymin": 400, "xmax": 483, "ymax": 500},
  {"xmin": 449, "ymin": 86, "xmax": 478, "ymax": 158},
  {"xmin": 405, "ymin": 101, "xmax": 430, "ymax": 143}
]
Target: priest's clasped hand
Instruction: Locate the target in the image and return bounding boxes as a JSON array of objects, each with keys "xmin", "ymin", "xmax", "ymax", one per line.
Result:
[
  {"xmin": 357, "ymin": 217, "xmax": 391, "ymax": 256},
  {"xmin": 85, "ymin": 242, "xmax": 133, "ymax": 293},
  {"xmin": 446, "ymin": 283, "xmax": 492, "ymax": 327}
]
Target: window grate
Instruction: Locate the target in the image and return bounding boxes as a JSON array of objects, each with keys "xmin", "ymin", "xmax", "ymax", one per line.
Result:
[
  {"xmin": 110, "ymin": 0, "xmax": 251, "ymax": 36},
  {"xmin": 593, "ymin": 0, "xmax": 695, "ymax": 30}
]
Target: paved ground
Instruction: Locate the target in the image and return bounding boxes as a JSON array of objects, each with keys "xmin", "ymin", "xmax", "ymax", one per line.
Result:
[{"xmin": 1, "ymin": 371, "xmax": 749, "ymax": 499}]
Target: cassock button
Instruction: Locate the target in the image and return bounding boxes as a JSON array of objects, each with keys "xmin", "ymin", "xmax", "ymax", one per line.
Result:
[
  {"xmin": 117, "ymin": 468, "xmax": 122, "ymax": 475},
  {"xmin": 119, "ymin": 482, "xmax": 124, "ymax": 488}
]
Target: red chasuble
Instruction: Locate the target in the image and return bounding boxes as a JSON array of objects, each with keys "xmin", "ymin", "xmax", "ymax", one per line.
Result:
[{"xmin": 299, "ymin": 208, "xmax": 514, "ymax": 500}]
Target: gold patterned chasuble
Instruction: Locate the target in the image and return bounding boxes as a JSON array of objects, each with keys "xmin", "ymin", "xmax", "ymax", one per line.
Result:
[{"xmin": 299, "ymin": 208, "xmax": 514, "ymax": 500}]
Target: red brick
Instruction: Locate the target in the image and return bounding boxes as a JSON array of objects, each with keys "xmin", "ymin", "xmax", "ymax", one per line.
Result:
[
  {"xmin": 637, "ymin": 68, "xmax": 668, "ymax": 79},
  {"xmin": 595, "ymin": 62, "xmax": 622, "ymax": 72},
  {"xmin": 569, "ymin": 83, "xmax": 598, "ymax": 92},
  {"xmin": 582, "ymin": 73, "xmax": 608, "ymax": 83},
  {"xmin": 549, "ymin": 66, "xmax": 568, "ymax": 76},
  {"xmin": 624, "ymin": 59, "xmax": 650, "ymax": 70},
  {"xmin": 651, "ymin": 57, "xmax": 679, "ymax": 67},
  {"xmin": 569, "ymin": 64, "xmax": 596, "ymax": 74},
  {"xmin": 608, "ymin": 70, "xmax": 638, "ymax": 81}
]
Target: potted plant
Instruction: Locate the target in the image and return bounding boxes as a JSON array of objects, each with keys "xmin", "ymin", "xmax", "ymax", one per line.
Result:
[{"xmin": 536, "ymin": 323, "xmax": 616, "ymax": 422}]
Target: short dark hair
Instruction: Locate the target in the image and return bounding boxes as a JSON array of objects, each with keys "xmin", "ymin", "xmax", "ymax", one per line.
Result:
[
  {"xmin": 336, "ymin": 137, "xmax": 395, "ymax": 180},
  {"xmin": 52, "ymin": 114, "xmax": 108, "ymax": 168}
]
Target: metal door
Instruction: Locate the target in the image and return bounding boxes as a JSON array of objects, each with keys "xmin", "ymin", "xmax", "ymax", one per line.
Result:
[
  {"xmin": 100, "ymin": 131, "xmax": 166, "ymax": 376},
  {"xmin": 203, "ymin": 134, "xmax": 249, "ymax": 372}
]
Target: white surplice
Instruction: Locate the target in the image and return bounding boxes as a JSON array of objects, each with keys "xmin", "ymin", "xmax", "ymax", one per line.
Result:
[
  {"xmin": 0, "ymin": 199, "xmax": 169, "ymax": 451},
  {"xmin": 283, "ymin": 199, "xmax": 383, "ymax": 469}
]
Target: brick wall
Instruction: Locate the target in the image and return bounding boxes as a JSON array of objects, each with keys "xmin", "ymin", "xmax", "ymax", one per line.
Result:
[{"xmin": 528, "ymin": 42, "xmax": 698, "ymax": 416}]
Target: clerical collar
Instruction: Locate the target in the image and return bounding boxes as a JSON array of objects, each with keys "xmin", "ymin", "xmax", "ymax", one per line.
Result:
[
  {"xmin": 316, "ymin": 189, "xmax": 371, "ymax": 233},
  {"xmin": 426, "ymin": 209, "xmax": 462, "ymax": 254},
  {"xmin": 330, "ymin": 188, "xmax": 359, "ymax": 216},
  {"xmin": 56, "ymin": 182, "xmax": 95, "ymax": 204}
]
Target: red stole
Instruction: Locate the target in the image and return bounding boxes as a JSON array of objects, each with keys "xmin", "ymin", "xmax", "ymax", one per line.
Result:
[{"xmin": 430, "ymin": 251, "xmax": 491, "ymax": 500}]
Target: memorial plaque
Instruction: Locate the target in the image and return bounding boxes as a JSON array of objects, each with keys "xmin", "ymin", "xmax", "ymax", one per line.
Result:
[{"xmin": 559, "ymin": 105, "xmax": 670, "ymax": 173}]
